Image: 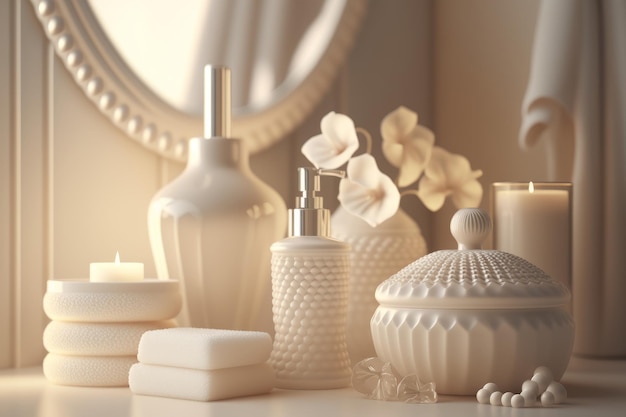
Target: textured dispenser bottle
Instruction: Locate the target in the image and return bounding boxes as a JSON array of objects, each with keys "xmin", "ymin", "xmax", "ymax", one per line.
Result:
[
  {"xmin": 269, "ymin": 167, "xmax": 351, "ymax": 389},
  {"xmin": 148, "ymin": 66, "xmax": 287, "ymax": 331}
]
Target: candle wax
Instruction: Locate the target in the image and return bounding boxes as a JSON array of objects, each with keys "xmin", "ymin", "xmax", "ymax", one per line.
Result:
[
  {"xmin": 494, "ymin": 188, "xmax": 570, "ymax": 288},
  {"xmin": 90, "ymin": 252, "xmax": 144, "ymax": 282}
]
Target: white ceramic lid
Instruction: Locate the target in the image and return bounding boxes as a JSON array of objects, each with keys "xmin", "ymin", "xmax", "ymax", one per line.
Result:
[{"xmin": 375, "ymin": 208, "xmax": 571, "ymax": 309}]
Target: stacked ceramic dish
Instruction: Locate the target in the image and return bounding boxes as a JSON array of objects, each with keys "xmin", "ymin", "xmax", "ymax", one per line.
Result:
[
  {"xmin": 370, "ymin": 208, "xmax": 574, "ymax": 395},
  {"xmin": 42, "ymin": 279, "xmax": 181, "ymax": 386}
]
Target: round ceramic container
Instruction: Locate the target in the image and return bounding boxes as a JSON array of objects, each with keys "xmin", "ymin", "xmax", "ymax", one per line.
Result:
[
  {"xmin": 43, "ymin": 279, "xmax": 181, "ymax": 322},
  {"xmin": 370, "ymin": 208, "xmax": 574, "ymax": 395}
]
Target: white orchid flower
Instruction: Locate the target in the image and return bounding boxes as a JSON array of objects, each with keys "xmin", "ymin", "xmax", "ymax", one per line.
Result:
[
  {"xmin": 417, "ymin": 147, "xmax": 483, "ymax": 212},
  {"xmin": 338, "ymin": 154, "xmax": 400, "ymax": 227},
  {"xmin": 301, "ymin": 111, "xmax": 360, "ymax": 169},
  {"xmin": 381, "ymin": 106, "xmax": 435, "ymax": 187}
]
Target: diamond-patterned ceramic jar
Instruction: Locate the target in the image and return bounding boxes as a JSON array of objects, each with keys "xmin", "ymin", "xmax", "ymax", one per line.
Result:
[{"xmin": 370, "ymin": 208, "xmax": 574, "ymax": 395}]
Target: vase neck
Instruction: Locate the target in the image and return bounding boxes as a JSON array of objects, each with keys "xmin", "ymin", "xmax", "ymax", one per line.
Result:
[{"xmin": 187, "ymin": 137, "xmax": 249, "ymax": 170}]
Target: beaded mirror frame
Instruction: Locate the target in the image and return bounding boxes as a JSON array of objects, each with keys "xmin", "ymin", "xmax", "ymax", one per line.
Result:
[{"xmin": 31, "ymin": 0, "xmax": 366, "ymax": 161}]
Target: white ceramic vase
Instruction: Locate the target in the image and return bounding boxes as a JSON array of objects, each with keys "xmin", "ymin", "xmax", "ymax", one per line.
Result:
[
  {"xmin": 148, "ymin": 138, "xmax": 286, "ymax": 331},
  {"xmin": 330, "ymin": 206, "xmax": 427, "ymax": 365}
]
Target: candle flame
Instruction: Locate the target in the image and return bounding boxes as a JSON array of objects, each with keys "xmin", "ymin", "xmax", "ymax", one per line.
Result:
[
  {"xmin": 529, "ymin": 181, "xmax": 535, "ymax": 193},
  {"xmin": 115, "ymin": 251, "xmax": 120, "ymax": 264}
]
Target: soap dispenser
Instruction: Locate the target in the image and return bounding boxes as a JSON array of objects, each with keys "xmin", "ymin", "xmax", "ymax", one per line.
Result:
[
  {"xmin": 269, "ymin": 167, "xmax": 351, "ymax": 389},
  {"xmin": 147, "ymin": 65, "xmax": 287, "ymax": 332}
]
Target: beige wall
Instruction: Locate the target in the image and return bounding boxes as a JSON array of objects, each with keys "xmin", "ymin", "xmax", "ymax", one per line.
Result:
[
  {"xmin": 432, "ymin": 0, "xmax": 545, "ymax": 250},
  {"xmin": 0, "ymin": 0, "xmax": 543, "ymax": 367}
]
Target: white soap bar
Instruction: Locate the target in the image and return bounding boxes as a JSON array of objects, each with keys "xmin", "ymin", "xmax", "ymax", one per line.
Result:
[
  {"xmin": 137, "ymin": 327, "xmax": 272, "ymax": 370},
  {"xmin": 129, "ymin": 362, "xmax": 275, "ymax": 401}
]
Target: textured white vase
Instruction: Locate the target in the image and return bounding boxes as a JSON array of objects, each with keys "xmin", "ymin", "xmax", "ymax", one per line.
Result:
[
  {"xmin": 270, "ymin": 237, "xmax": 351, "ymax": 389},
  {"xmin": 269, "ymin": 167, "xmax": 351, "ymax": 389},
  {"xmin": 331, "ymin": 206, "xmax": 427, "ymax": 365}
]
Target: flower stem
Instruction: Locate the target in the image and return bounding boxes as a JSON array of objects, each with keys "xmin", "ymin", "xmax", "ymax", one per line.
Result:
[
  {"xmin": 400, "ymin": 189, "xmax": 420, "ymax": 198},
  {"xmin": 356, "ymin": 127, "xmax": 373, "ymax": 155}
]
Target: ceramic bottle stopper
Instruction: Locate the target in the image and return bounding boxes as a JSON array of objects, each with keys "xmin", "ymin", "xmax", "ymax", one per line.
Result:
[
  {"xmin": 269, "ymin": 167, "xmax": 351, "ymax": 389},
  {"xmin": 449, "ymin": 206, "xmax": 491, "ymax": 250}
]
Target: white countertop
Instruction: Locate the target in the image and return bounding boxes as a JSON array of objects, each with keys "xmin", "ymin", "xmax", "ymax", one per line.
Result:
[{"xmin": 1, "ymin": 356, "xmax": 625, "ymax": 417}]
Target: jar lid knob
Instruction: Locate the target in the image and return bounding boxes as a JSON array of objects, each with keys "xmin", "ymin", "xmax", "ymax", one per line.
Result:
[{"xmin": 450, "ymin": 208, "xmax": 491, "ymax": 250}]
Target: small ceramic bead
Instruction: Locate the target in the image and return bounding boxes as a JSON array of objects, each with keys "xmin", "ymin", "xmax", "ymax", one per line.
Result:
[
  {"xmin": 531, "ymin": 372, "xmax": 552, "ymax": 394},
  {"xmin": 521, "ymin": 379, "xmax": 539, "ymax": 397},
  {"xmin": 490, "ymin": 391, "xmax": 503, "ymax": 406},
  {"xmin": 546, "ymin": 381, "xmax": 567, "ymax": 404},
  {"xmin": 501, "ymin": 392, "xmax": 514, "ymax": 407},
  {"xmin": 532, "ymin": 366, "xmax": 554, "ymax": 393},
  {"xmin": 511, "ymin": 394, "xmax": 525, "ymax": 408},
  {"xmin": 534, "ymin": 366, "xmax": 554, "ymax": 380},
  {"xmin": 541, "ymin": 391, "xmax": 556, "ymax": 407},
  {"xmin": 483, "ymin": 382, "xmax": 499, "ymax": 393},
  {"xmin": 521, "ymin": 390, "xmax": 537, "ymax": 407},
  {"xmin": 476, "ymin": 388, "xmax": 491, "ymax": 404}
]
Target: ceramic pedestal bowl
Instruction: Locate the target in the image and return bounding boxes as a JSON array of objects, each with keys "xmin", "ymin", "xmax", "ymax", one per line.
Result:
[
  {"xmin": 43, "ymin": 279, "xmax": 181, "ymax": 322},
  {"xmin": 370, "ymin": 208, "xmax": 574, "ymax": 395}
]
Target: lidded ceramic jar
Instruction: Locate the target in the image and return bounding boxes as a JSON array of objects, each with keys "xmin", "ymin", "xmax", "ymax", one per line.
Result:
[{"xmin": 370, "ymin": 208, "xmax": 574, "ymax": 395}]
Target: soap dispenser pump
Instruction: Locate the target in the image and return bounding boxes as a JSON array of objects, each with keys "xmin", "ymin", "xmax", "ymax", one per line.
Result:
[
  {"xmin": 147, "ymin": 65, "xmax": 287, "ymax": 332},
  {"xmin": 269, "ymin": 167, "xmax": 352, "ymax": 389}
]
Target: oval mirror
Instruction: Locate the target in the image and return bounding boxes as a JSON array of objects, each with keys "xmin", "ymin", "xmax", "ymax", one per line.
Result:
[{"xmin": 31, "ymin": 0, "xmax": 366, "ymax": 160}]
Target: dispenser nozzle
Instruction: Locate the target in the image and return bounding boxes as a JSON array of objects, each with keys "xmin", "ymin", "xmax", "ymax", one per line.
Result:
[
  {"xmin": 204, "ymin": 65, "xmax": 231, "ymax": 138},
  {"xmin": 290, "ymin": 167, "xmax": 345, "ymax": 237},
  {"xmin": 296, "ymin": 167, "xmax": 345, "ymax": 209}
]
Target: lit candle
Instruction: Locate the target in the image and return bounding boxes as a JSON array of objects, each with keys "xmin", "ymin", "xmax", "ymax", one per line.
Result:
[
  {"xmin": 89, "ymin": 251, "xmax": 144, "ymax": 282},
  {"xmin": 492, "ymin": 182, "xmax": 572, "ymax": 289}
]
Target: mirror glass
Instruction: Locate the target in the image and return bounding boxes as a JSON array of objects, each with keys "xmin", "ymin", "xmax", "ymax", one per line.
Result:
[
  {"xmin": 89, "ymin": 0, "xmax": 331, "ymax": 115},
  {"xmin": 33, "ymin": 0, "xmax": 366, "ymax": 159}
]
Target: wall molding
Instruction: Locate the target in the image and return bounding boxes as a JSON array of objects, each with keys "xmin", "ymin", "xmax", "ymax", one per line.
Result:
[
  {"xmin": 6, "ymin": 0, "xmax": 51, "ymax": 368},
  {"xmin": 9, "ymin": 0, "xmax": 21, "ymax": 369}
]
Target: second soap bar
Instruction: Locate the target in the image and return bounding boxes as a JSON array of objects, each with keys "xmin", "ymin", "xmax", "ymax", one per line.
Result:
[{"xmin": 138, "ymin": 327, "xmax": 272, "ymax": 370}]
